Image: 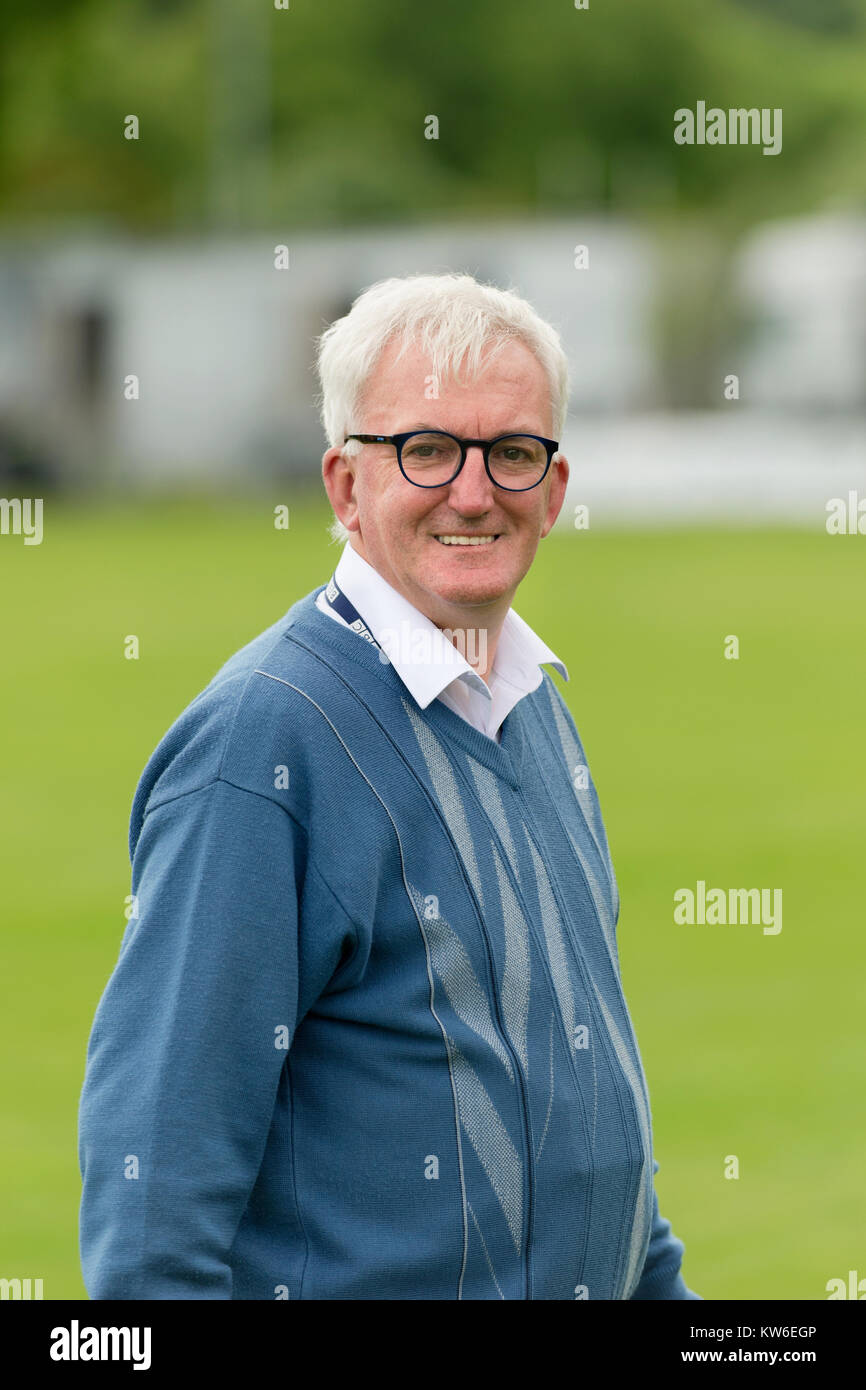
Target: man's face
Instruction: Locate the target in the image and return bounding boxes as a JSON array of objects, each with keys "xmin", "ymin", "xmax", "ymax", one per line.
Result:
[{"xmin": 322, "ymin": 335, "xmax": 569, "ymax": 628}]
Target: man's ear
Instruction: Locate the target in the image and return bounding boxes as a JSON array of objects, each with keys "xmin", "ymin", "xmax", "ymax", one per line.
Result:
[
  {"xmin": 540, "ymin": 452, "xmax": 569, "ymax": 538},
  {"xmin": 322, "ymin": 443, "xmax": 361, "ymax": 535}
]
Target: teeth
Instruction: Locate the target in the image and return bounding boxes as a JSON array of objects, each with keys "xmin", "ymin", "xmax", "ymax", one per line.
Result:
[{"xmin": 435, "ymin": 535, "xmax": 497, "ymax": 546}]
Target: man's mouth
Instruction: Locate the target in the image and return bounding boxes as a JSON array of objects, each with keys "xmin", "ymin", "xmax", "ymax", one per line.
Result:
[{"xmin": 433, "ymin": 534, "xmax": 501, "ymax": 546}]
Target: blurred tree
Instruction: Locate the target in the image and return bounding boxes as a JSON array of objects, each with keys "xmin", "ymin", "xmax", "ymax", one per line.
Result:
[
  {"xmin": 0, "ymin": 0, "xmax": 864, "ymax": 231},
  {"xmin": 729, "ymin": 0, "xmax": 862, "ymax": 36}
]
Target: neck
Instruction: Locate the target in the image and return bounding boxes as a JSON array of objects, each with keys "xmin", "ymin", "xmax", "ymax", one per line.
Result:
[
  {"xmin": 347, "ymin": 537, "xmax": 507, "ymax": 683},
  {"xmin": 420, "ymin": 606, "xmax": 504, "ymax": 685},
  {"xmin": 462, "ymin": 625, "xmax": 499, "ymax": 684}
]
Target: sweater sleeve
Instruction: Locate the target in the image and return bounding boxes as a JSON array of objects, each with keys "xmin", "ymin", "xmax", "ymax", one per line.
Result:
[
  {"xmin": 629, "ymin": 1160, "xmax": 701, "ymax": 1300},
  {"xmin": 77, "ymin": 777, "xmax": 343, "ymax": 1300}
]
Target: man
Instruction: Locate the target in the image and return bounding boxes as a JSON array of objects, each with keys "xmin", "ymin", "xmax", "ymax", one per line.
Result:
[{"xmin": 78, "ymin": 272, "xmax": 699, "ymax": 1300}]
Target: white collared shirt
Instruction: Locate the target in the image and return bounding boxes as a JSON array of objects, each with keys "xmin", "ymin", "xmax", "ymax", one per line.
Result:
[{"xmin": 315, "ymin": 541, "xmax": 568, "ymax": 744}]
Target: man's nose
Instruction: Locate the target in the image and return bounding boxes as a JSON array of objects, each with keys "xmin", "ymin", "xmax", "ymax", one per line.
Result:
[{"xmin": 449, "ymin": 445, "xmax": 495, "ymax": 502}]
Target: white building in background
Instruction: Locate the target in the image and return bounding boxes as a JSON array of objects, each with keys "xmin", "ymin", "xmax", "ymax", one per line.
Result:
[
  {"xmin": 0, "ymin": 219, "xmax": 659, "ymax": 490},
  {"xmin": 732, "ymin": 213, "xmax": 866, "ymax": 411},
  {"xmin": 560, "ymin": 208, "xmax": 866, "ymax": 527},
  {"xmin": 1, "ymin": 213, "xmax": 864, "ymax": 522}
]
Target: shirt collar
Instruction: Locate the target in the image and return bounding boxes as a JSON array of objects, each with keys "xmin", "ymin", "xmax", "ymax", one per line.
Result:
[{"xmin": 331, "ymin": 540, "xmax": 568, "ymax": 711}]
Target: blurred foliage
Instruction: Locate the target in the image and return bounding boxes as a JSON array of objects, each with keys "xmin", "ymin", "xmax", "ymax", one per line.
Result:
[
  {"xmin": 729, "ymin": 0, "xmax": 863, "ymax": 34},
  {"xmin": 0, "ymin": 0, "xmax": 865, "ymax": 231}
]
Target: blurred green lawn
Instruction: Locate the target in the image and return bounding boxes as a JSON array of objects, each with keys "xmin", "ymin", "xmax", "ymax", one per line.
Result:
[{"xmin": 1, "ymin": 495, "xmax": 864, "ymax": 1299}]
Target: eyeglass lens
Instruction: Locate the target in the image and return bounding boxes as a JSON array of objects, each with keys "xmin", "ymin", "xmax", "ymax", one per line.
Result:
[{"xmin": 400, "ymin": 433, "xmax": 548, "ymax": 488}]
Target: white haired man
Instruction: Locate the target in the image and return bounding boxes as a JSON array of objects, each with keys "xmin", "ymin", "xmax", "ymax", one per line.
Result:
[{"xmin": 78, "ymin": 273, "xmax": 700, "ymax": 1300}]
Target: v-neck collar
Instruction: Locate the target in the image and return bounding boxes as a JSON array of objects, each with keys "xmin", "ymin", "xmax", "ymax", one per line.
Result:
[{"xmin": 283, "ymin": 586, "xmax": 529, "ymax": 790}]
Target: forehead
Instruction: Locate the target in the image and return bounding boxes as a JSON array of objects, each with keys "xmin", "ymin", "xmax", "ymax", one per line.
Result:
[{"xmin": 361, "ymin": 334, "xmax": 551, "ymax": 414}]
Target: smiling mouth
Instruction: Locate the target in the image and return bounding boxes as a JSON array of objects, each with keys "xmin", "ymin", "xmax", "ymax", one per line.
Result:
[{"xmin": 433, "ymin": 534, "xmax": 502, "ymax": 546}]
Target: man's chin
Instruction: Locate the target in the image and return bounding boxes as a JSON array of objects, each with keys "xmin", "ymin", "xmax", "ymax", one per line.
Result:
[
  {"xmin": 424, "ymin": 576, "xmax": 511, "ymax": 611},
  {"xmin": 400, "ymin": 542, "xmax": 520, "ymax": 612}
]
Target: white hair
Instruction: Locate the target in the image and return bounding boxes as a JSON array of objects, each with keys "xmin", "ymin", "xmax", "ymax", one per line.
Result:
[{"xmin": 314, "ymin": 272, "xmax": 570, "ymax": 545}]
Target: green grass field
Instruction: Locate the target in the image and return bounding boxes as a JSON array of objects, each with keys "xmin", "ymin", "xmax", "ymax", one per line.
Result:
[{"xmin": 2, "ymin": 494, "xmax": 863, "ymax": 1299}]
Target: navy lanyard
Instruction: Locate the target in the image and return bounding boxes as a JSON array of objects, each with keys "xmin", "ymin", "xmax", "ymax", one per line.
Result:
[{"xmin": 322, "ymin": 575, "xmax": 382, "ymax": 651}]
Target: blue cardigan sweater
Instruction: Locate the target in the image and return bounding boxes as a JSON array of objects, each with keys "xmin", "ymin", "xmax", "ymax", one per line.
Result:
[{"xmin": 78, "ymin": 584, "xmax": 699, "ymax": 1300}]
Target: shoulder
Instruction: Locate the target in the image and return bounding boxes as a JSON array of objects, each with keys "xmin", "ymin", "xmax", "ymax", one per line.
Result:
[
  {"xmin": 530, "ymin": 668, "xmax": 587, "ymax": 754},
  {"xmin": 128, "ymin": 596, "xmax": 323, "ymax": 852}
]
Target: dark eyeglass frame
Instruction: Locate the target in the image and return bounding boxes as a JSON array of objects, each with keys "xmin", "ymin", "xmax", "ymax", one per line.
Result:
[{"xmin": 343, "ymin": 430, "xmax": 559, "ymax": 492}]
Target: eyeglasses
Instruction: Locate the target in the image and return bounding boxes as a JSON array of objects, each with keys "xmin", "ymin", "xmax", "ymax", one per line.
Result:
[{"xmin": 343, "ymin": 430, "xmax": 559, "ymax": 492}]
